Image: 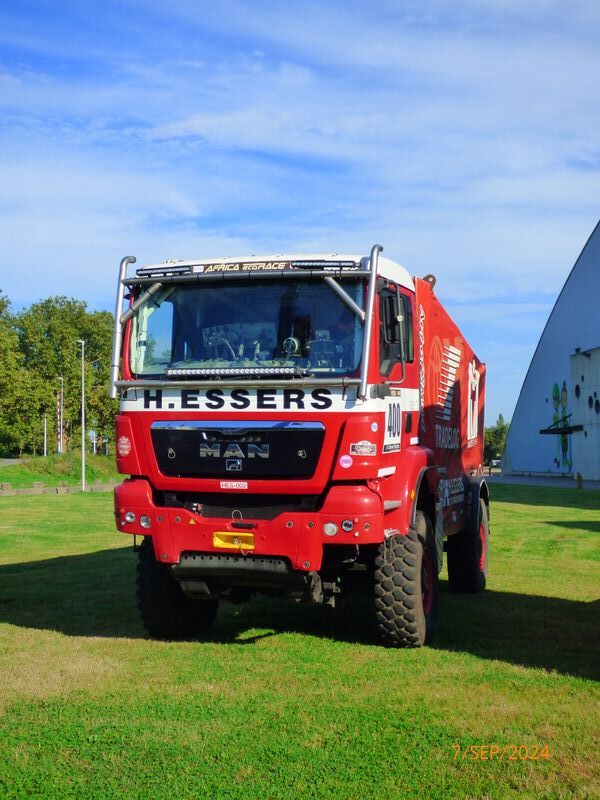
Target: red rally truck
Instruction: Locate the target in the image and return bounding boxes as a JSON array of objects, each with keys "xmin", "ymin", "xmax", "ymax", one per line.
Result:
[{"xmin": 111, "ymin": 246, "xmax": 489, "ymax": 647}]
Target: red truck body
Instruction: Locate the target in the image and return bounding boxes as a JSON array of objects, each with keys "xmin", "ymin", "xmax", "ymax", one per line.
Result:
[{"xmin": 112, "ymin": 248, "xmax": 488, "ymax": 646}]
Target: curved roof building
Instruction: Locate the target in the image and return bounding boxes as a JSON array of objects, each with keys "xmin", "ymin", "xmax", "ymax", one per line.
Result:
[{"xmin": 503, "ymin": 221, "xmax": 600, "ymax": 479}]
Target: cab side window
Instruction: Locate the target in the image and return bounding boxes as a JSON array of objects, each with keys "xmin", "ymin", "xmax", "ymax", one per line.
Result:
[{"xmin": 379, "ymin": 290, "xmax": 414, "ymax": 375}]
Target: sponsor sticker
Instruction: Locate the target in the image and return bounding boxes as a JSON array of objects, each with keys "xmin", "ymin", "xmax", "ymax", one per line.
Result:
[
  {"xmin": 435, "ymin": 424, "xmax": 459, "ymax": 450},
  {"xmin": 383, "ymin": 397, "xmax": 402, "ymax": 453},
  {"xmin": 194, "ymin": 261, "xmax": 289, "ymax": 274},
  {"xmin": 117, "ymin": 436, "xmax": 131, "ymax": 457},
  {"xmin": 439, "ymin": 477, "xmax": 464, "ymax": 507},
  {"xmin": 339, "ymin": 455, "xmax": 353, "ymax": 469},
  {"xmin": 219, "ymin": 481, "xmax": 248, "ymax": 490},
  {"xmin": 127, "ymin": 386, "xmax": 335, "ymax": 412},
  {"xmin": 467, "ymin": 359, "xmax": 481, "ymax": 445},
  {"xmin": 350, "ymin": 440, "xmax": 377, "ymax": 456}
]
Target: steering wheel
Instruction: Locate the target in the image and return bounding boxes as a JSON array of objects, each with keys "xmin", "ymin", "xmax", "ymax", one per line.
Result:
[{"xmin": 212, "ymin": 327, "xmax": 242, "ymax": 360}]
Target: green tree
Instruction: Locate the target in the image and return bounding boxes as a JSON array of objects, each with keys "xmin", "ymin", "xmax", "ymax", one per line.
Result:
[
  {"xmin": 0, "ymin": 292, "xmax": 24, "ymax": 454},
  {"xmin": 484, "ymin": 414, "xmax": 509, "ymax": 464},
  {"xmin": 83, "ymin": 309, "xmax": 118, "ymax": 447},
  {"xmin": 15, "ymin": 297, "xmax": 117, "ymax": 454},
  {"xmin": 7, "ymin": 369, "xmax": 51, "ymax": 455}
]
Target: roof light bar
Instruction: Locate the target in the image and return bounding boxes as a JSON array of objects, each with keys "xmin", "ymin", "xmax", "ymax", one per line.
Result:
[
  {"xmin": 291, "ymin": 260, "xmax": 359, "ymax": 269},
  {"xmin": 136, "ymin": 264, "xmax": 193, "ymax": 277},
  {"xmin": 166, "ymin": 367, "xmax": 300, "ymax": 377}
]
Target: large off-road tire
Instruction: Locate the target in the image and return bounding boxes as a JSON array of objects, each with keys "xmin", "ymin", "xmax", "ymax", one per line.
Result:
[
  {"xmin": 137, "ymin": 537, "xmax": 218, "ymax": 640},
  {"xmin": 373, "ymin": 510, "xmax": 438, "ymax": 647},
  {"xmin": 447, "ymin": 498, "xmax": 489, "ymax": 593}
]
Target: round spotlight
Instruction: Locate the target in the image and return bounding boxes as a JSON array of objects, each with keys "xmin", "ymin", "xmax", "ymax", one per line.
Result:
[
  {"xmin": 140, "ymin": 515, "xmax": 151, "ymax": 529},
  {"xmin": 124, "ymin": 511, "xmax": 136, "ymax": 523},
  {"xmin": 341, "ymin": 519, "xmax": 353, "ymax": 532},
  {"xmin": 323, "ymin": 522, "xmax": 338, "ymax": 537}
]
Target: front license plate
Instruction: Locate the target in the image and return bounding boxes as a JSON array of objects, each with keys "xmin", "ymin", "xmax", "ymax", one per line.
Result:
[{"xmin": 213, "ymin": 531, "xmax": 255, "ymax": 551}]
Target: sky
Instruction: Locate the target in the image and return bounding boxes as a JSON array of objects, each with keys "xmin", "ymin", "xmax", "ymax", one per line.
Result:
[{"xmin": 1, "ymin": 0, "xmax": 599, "ymax": 423}]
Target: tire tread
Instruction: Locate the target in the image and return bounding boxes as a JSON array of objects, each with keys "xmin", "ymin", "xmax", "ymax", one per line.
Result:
[{"xmin": 373, "ymin": 511, "xmax": 438, "ymax": 647}]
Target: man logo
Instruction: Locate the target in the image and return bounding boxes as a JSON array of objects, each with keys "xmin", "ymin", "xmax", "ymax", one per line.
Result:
[
  {"xmin": 199, "ymin": 442, "xmax": 270, "ymax": 459},
  {"xmin": 226, "ymin": 459, "xmax": 243, "ymax": 471}
]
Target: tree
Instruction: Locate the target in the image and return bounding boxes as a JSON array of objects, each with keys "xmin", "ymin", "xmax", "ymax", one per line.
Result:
[
  {"xmin": 0, "ymin": 292, "xmax": 24, "ymax": 454},
  {"xmin": 82, "ymin": 309, "xmax": 118, "ymax": 447},
  {"xmin": 13, "ymin": 296, "xmax": 117, "ymax": 454},
  {"xmin": 7, "ymin": 369, "xmax": 51, "ymax": 455},
  {"xmin": 484, "ymin": 414, "xmax": 509, "ymax": 464}
]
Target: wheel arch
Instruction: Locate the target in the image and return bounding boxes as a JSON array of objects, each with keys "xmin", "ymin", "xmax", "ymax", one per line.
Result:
[
  {"xmin": 412, "ymin": 467, "xmax": 443, "ymax": 573},
  {"xmin": 467, "ymin": 477, "xmax": 490, "ymax": 533},
  {"xmin": 411, "ymin": 467, "xmax": 437, "ymax": 527}
]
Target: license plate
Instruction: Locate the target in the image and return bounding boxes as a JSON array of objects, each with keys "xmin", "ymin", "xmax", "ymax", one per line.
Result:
[{"xmin": 212, "ymin": 531, "xmax": 255, "ymax": 551}]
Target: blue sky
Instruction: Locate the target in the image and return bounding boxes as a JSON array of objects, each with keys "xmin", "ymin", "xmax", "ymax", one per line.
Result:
[{"xmin": 1, "ymin": 0, "xmax": 599, "ymax": 423}]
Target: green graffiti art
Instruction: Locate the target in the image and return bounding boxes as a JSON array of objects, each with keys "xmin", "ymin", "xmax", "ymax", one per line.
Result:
[{"xmin": 550, "ymin": 380, "xmax": 572, "ymax": 470}]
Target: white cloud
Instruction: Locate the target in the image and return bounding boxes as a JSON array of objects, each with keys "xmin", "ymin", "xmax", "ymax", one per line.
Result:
[{"xmin": 0, "ymin": 0, "xmax": 598, "ymax": 420}]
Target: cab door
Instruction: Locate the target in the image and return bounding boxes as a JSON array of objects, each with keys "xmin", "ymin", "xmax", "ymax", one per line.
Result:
[{"xmin": 378, "ymin": 285, "xmax": 419, "ymax": 453}]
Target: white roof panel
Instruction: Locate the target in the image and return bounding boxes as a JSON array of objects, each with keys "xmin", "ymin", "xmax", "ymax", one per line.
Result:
[{"xmin": 138, "ymin": 252, "xmax": 415, "ymax": 291}]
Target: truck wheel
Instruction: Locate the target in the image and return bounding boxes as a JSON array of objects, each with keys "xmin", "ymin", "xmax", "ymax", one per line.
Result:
[
  {"xmin": 447, "ymin": 498, "xmax": 489, "ymax": 593},
  {"xmin": 136, "ymin": 538, "xmax": 218, "ymax": 640},
  {"xmin": 373, "ymin": 510, "xmax": 438, "ymax": 647}
]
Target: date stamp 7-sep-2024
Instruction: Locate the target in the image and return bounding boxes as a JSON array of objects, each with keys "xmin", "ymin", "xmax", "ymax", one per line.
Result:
[{"xmin": 452, "ymin": 744, "xmax": 551, "ymax": 762}]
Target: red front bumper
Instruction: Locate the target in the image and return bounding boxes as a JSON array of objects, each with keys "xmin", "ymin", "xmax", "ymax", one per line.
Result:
[{"xmin": 114, "ymin": 478, "xmax": 383, "ymax": 571}]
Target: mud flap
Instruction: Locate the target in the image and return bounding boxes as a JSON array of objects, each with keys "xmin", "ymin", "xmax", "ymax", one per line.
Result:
[{"xmin": 435, "ymin": 500, "xmax": 444, "ymax": 573}]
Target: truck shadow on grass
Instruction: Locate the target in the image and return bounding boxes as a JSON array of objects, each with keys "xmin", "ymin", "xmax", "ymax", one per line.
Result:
[
  {"xmin": 545, "ymin": 520, "xmax": 600, "ymax": 533},
  {"xmin": 0, "ymin": 547, "xmax": 598, "ymax": 681}
]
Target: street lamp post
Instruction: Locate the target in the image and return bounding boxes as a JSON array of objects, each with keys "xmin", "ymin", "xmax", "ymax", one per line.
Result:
[
  {"xmin": 76, "ymin": 339, "xmax": 86, "ymax": 492},
  {"xmin": 58, "ymin": 376, "xmax": 64, "ymax": 454}
]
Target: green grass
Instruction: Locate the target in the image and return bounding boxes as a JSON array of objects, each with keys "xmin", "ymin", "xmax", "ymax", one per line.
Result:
[
  {"xmin": 0, "ymin": 453, "xmax": 119, "ymax": 488},
  {"xmin": 0, "ymin": 484, "xmax": 598, "ymax": 799}
]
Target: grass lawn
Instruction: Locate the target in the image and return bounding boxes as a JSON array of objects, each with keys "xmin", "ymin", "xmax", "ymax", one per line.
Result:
[
  {"xmin": 0, "ymin": 454, "xmax": 119, "ymax": 489},
  {"xmin": 0, "ymin": 484, "xmax": 598, "ymax": 799}
]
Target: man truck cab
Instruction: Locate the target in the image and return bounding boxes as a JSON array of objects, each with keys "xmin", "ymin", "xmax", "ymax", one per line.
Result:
[{"xmin": 111, "ymin": 246, "xmax": 488, "ymax": 646}]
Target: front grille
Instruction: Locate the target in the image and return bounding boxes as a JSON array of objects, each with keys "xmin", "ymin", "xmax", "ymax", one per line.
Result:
[
  {"xmin": 150, "ymin": 420, "xmax": 325, "ymax": 479},
  {"xmin": 156, "ymin": 491, "xmax": 320, "ymax": 520}
]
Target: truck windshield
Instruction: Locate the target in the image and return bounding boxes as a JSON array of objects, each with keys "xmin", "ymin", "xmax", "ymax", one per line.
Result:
[{"xmin": 129, "ymin": 278, "xmax": 364, "ymax": 378}]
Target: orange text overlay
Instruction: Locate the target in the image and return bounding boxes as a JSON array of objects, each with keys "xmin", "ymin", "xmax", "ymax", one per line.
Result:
[{"xmin": 452, "ymin": 744, "xmax": 551, "ymax": 762}]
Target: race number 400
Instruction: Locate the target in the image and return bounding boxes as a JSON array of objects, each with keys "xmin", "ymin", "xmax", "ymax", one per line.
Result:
[{"xmin": 384, "ymin": 399, "xmax": 401, "ymax": 453}]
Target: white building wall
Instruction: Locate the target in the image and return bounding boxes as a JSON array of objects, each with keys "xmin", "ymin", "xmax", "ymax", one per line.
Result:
[
  {"xmin": 570, "ymin": 348, "xmax": 600, "ymax": 480},
  {"xmin": 503, "ymin": 221, "xmax": 600, "ymax": 476}
]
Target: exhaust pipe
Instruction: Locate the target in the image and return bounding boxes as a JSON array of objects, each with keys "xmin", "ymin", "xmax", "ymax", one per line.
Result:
[
  {"xmin": 110, "ymin": 256, "xmax": 136, "ymax": 398},
  {"xmin": 359, "ymin": 244, "xmax": 382, "ymax": 400}
]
